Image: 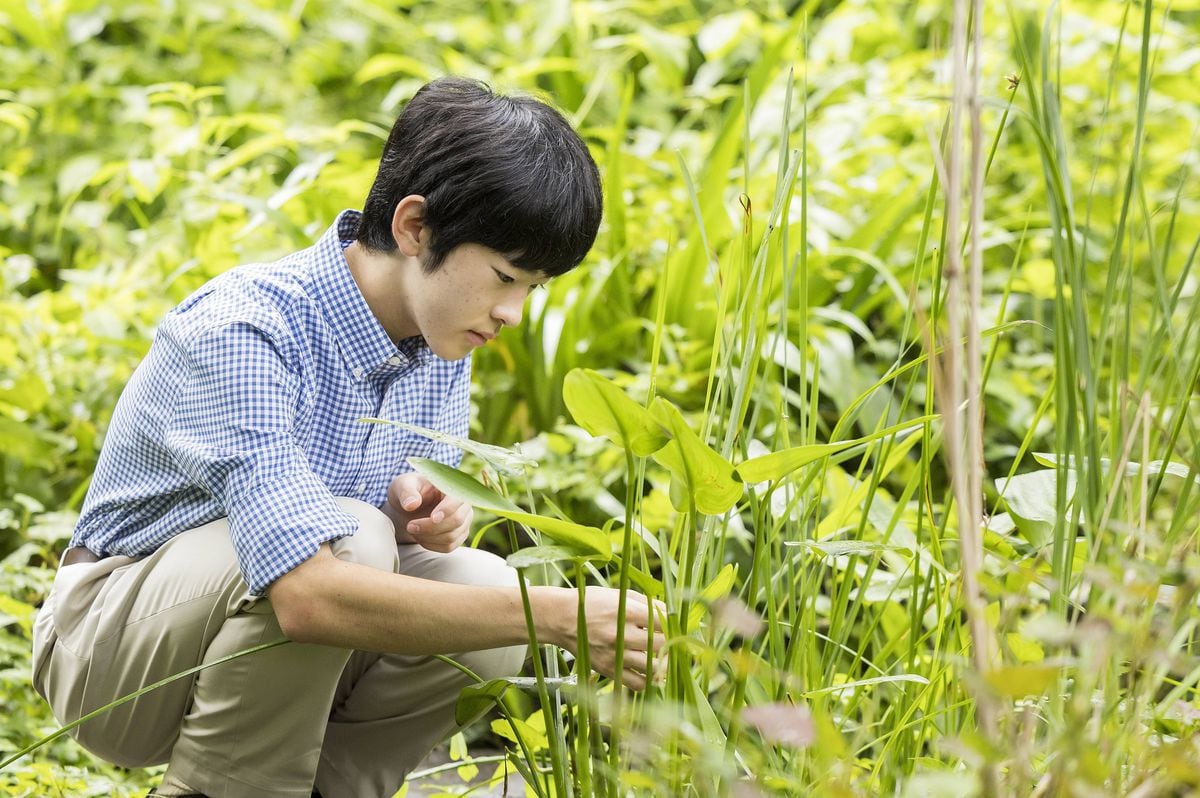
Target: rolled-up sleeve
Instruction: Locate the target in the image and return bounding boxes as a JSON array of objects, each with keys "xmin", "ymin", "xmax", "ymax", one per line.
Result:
[{"xmin": 164, "ymin": 321, "xmax": 356, "ymax": 595}]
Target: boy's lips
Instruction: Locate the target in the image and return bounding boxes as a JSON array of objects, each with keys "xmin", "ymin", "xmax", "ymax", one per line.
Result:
[{"xmin": 467, "ymin": 330, "xmax": 495, "ymax": 346}]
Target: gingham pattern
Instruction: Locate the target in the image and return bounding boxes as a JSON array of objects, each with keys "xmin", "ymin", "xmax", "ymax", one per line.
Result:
[{"xmin": 72, "ymin": 210, "xmax": 471, "ymax": 595}]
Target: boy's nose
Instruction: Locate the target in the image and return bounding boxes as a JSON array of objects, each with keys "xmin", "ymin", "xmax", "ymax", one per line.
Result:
[{"xmin": 492, "ymin": 297, "xmax": 523, "ymax": 328}]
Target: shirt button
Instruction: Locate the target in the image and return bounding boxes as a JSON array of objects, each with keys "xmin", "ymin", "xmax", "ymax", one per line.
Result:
[
  {"xmin": 355, "ymin": 482, "xmax": 367, "ymax": 494},
  {"xmin": 387, "ymin": 356, "xmax": 402, "ymax": 366},
  {"xmin": 352, "ymin": 366, "xmax": 365, "ymax": 379}
]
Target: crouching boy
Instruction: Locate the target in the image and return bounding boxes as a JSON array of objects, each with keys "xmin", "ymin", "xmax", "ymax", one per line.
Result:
[{"xmin": 32, "ymin": 77, "xmax": 664, "ymax": 798}]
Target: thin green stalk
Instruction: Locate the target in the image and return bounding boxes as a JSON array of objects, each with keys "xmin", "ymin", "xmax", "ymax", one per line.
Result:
[
  {"xmin": 606, "ymin": 446, "xmax": 638, "ymax": 790},
  {"xmin": 515, "ymin": 564, "xmax": 569, "ymax": 797},
  {"xmin": 574, "ymin": 561, "xmax": 593, "ymax": 797},
  {"xmin": 1, "ymin": 638, "xmax": 291, "ymax": 771}
]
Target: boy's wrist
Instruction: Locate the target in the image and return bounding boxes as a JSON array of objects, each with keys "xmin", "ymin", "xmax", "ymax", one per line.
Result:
[{"xmin": 527, "ymin": 585, "xmax": 575, "ymax": 650}]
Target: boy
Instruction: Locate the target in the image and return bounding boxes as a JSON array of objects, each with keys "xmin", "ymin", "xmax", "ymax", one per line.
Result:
[{"xmin": 32, "ymin": 77, "xmax": 663, "ymax": 798}]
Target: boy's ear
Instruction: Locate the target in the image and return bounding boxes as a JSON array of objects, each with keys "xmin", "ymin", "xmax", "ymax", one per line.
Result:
[{"xmin": 390, "ymin": 195, "xmax": 426, "ymax": 258}]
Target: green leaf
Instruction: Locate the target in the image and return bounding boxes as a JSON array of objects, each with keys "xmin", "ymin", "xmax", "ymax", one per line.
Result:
[
  {"xmin": 1032, "ymin": 452, "xmax": 1199, "ymax": 483},
  {"xmin": 455, "ymin": 678, "xmax": 513, "ymax": 727},
  {"xmin": 687, "ymin": 563, "xmax": 738, "ymax": 633},
  {"xmin": 1006, "ymin": 632, "xmax": 1045, "ymax": 664},
  {"xmin": 786, "ymin": 540, "xmax": 913, "ymax": 557},
  {"xmin": 361, "ymin": 417, "xmax": 536, "ymax": 475},
  {"xmin": 995, "ymin": 469, "xmax": 1075, "ymax": 548},
  {"xmin": 735, "ymin": 416, "xmax": 934, "ymax": 483},
  {"xmin": 408, "ymin": 458, "xmax": 611, "ymax": 560},
  {"xmin": 801, "ymin": 673, "xmax": 929, "ymax": 697},
  {"xmin": 648, "ymin": 397, "xmax": 742, "ymax": 515},
  {"xmin": 506, "ymin": 545, "xmax": 605, "ymax": 568},
  {"xmin": 984, "ymin": 664, "xmax": 1061, "ymax": 698},
  {"xmin": 490, "ymin": 715, "xmax": 548, "ymax": 751},
  {"xmin": 562, "ymin": 368, "xmax": 670, "ymax": 456},
  {"xmin": 687, "ymin": 671, "xmax": 727, "ymax": 749},
  {"xmin": 354, "ymin": 54, "xmax": 434, "ymax": 84}
]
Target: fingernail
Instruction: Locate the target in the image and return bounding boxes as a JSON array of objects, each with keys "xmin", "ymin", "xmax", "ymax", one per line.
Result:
[
  {"xmin": 433, "ymin": 511, "xmax": 444, "ymax": 523},
  {"xmin": 407, "ymin": 522, "xmax": 418, "ymax": 533}
]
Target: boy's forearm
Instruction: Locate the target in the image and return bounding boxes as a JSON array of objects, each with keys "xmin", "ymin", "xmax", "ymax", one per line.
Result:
[{"xmin": 267, "ymin": 546, "xmax": 570, "ymax": 654}]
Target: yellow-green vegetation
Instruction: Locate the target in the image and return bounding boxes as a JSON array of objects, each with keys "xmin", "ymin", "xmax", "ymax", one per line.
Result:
[{"xmin": 2, "ymin": 0, "xmax": 1199, "ymax": 795}]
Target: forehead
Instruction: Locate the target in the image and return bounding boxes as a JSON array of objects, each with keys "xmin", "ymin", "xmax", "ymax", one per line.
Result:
[{"xmin": 448, "ymin": 244, "xmax": 550, "ymax": 279}]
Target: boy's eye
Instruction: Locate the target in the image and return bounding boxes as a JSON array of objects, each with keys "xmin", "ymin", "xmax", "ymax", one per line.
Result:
[{"xmin": 494, "ymin": 268, "xmax": 515, "ymax": 285}]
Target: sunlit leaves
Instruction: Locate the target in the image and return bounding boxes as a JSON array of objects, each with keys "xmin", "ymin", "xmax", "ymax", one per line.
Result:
[
  {"xmin": 735, "ymin": 416, "xmax": 933, "ymax": 483},
  {"xmin": 648, "ymin": 397, "xmax": 742, "ymax": 515},
  {"xmin": 408, "ymin": 457, "xmax": 610, "ymax": 560},
  {"xmin": 562, "ymin": 368, "xmax": 670, "ymax": 457}
]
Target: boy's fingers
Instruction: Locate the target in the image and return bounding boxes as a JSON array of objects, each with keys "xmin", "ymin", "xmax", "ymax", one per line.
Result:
[
  {"xmin": 393, "ymin": 475, "xmax": 446, "ymax": 514},
  {"xmin": 622, "ymin": 669, "xmax": 648, "ymax": 691},
  {"xmin": 432, "ymin": 494, "xmax": 466, "ymax": 519},
  {"xmin": 391, "ymin": 474, "xmax": 426, "ymax": 510}
]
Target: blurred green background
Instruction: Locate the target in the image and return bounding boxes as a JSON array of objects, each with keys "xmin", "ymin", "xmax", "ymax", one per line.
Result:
[{"xmin": 2, "ymin": 0, "xmax": 1199, "ymax": 794}]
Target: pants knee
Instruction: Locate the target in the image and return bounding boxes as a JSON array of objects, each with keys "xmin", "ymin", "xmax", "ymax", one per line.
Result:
[
  {"xmin": 331, "ymin": 497, "xmax": 400, "ymax": 574},
  {"xmin": 436, "ymin": 550, "xmax": 523, "ymax": 677},
  {"xmin": 436, "ymin": 547, "xmax": 519, "ymax": 588}
]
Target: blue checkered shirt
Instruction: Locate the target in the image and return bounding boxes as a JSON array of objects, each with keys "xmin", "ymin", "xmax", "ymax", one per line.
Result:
[{"xmin": 71, "ymin": 210, "xmax": 471, "ymax": 595}]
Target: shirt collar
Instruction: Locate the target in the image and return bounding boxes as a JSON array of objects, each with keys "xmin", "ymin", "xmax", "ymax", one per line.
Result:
[{"xmin": 309, "ymin": 210, "xmax": 433, "ymax": 378}]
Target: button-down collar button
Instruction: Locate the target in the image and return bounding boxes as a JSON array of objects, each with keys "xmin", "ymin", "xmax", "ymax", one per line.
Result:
[
  {"xmin": 352, "ymin": 366, "xmax": 365, "ymax": 379},
  {"xmin": 387, "ymin": 356, "xmax": 402, "ymax": 366}
]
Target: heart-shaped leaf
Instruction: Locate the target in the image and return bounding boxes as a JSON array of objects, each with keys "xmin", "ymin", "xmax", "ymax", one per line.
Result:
[
  {"xmin": 563, "ymin": 368, "xmax": 670, "ymax": 456},
  {"xmin": 649, "ymin": 398, "xmax": 742, "ymax": 515},
  {"xmin": 455, "ymin": 678, "xmax": 514, "ymax": 727}
]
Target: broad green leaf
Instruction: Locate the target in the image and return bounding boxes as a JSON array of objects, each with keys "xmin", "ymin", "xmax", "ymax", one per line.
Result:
[
  {"xmin": 995, "ymin": 469, "xmax": 1076, "ymax": 548},
  {"xmin": 562, "ymin": 368, "xmax": 670, "ymax": 457},
  {"xmin": 409, "ymin": 458, "xmax": 610, "ymax": 559},
  {"xmin": 57, "ymin": 155, "xmax": 103, "ymax": 198},
  {"xmin": 490, "ymin": 715, "xmax": 548, "ymax": 751},
  {"xmin": 649, "ymin": 397, "xmax": 742, "ymax": 515},
  {"xmin": 735, "ymin": 416, "xmax": 934, "ymax": 483},
  {"xmin": 1006, "ymin": 632, "xmax": 1045, "ymax": 663},
  {"xmin": 609, "ymin": 553, "xmax": 665, "ymax": 598},
  {"xmin": 984, "ymin": 664, "xmax": 1061, "ymax": 698},
  {"xmin": 0, "ymin": 371, "xmax": 49, "ymax": 414},
  {"xmin": 353, "ymin": 54, "xmax": 434, "ymax": 84},
  {"xmin": 688, "ymin": 563, "xmax": 738, "ymax": 632},
  {"xmin": 506, "ymin": 545, "xmax": 605, "ymax": 569},
  {"xmin": 455, "ymin": 679, "xmax": 513, "ymax": 727}
]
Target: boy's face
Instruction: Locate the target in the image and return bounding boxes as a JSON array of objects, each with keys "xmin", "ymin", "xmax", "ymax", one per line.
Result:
[{"xmin": 402, "ymin": 243, "xmax": 548, "ymax": 361}]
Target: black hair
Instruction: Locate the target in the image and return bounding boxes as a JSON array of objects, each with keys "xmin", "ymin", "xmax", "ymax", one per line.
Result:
[{"xmin": 356, "ymin": 77, "xmax": 603, "ymax": 277}]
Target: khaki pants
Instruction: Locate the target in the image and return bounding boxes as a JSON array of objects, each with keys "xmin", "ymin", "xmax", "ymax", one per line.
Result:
[{"xmin": 31, "ymin": 498, "xmax": 526, "ymax": 798}]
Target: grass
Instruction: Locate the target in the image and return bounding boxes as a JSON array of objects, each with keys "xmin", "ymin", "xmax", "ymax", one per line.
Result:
[{"xmin": 1, "ymin": 0, "xmax": 1198, "ymax": 795}]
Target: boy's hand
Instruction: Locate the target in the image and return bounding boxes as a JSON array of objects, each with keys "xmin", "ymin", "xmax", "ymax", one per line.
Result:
[
  {"xmin": 556, "ymin": 587, "xmax": 668, "ymax": 691},
  {"xmin": 386, "ymin": 473, "xmax": 473, "ymax": 553}
]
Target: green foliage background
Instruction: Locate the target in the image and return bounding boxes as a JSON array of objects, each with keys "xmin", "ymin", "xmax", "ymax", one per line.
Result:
[{"xmin": 1, "ymin": 0, "xmax": 1199, "ymax": 794}]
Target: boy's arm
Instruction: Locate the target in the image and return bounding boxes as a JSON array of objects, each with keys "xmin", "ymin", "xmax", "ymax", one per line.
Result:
[{"xmin": 267, "ymin": 546, "xmax": 664, "ymax": 690}]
